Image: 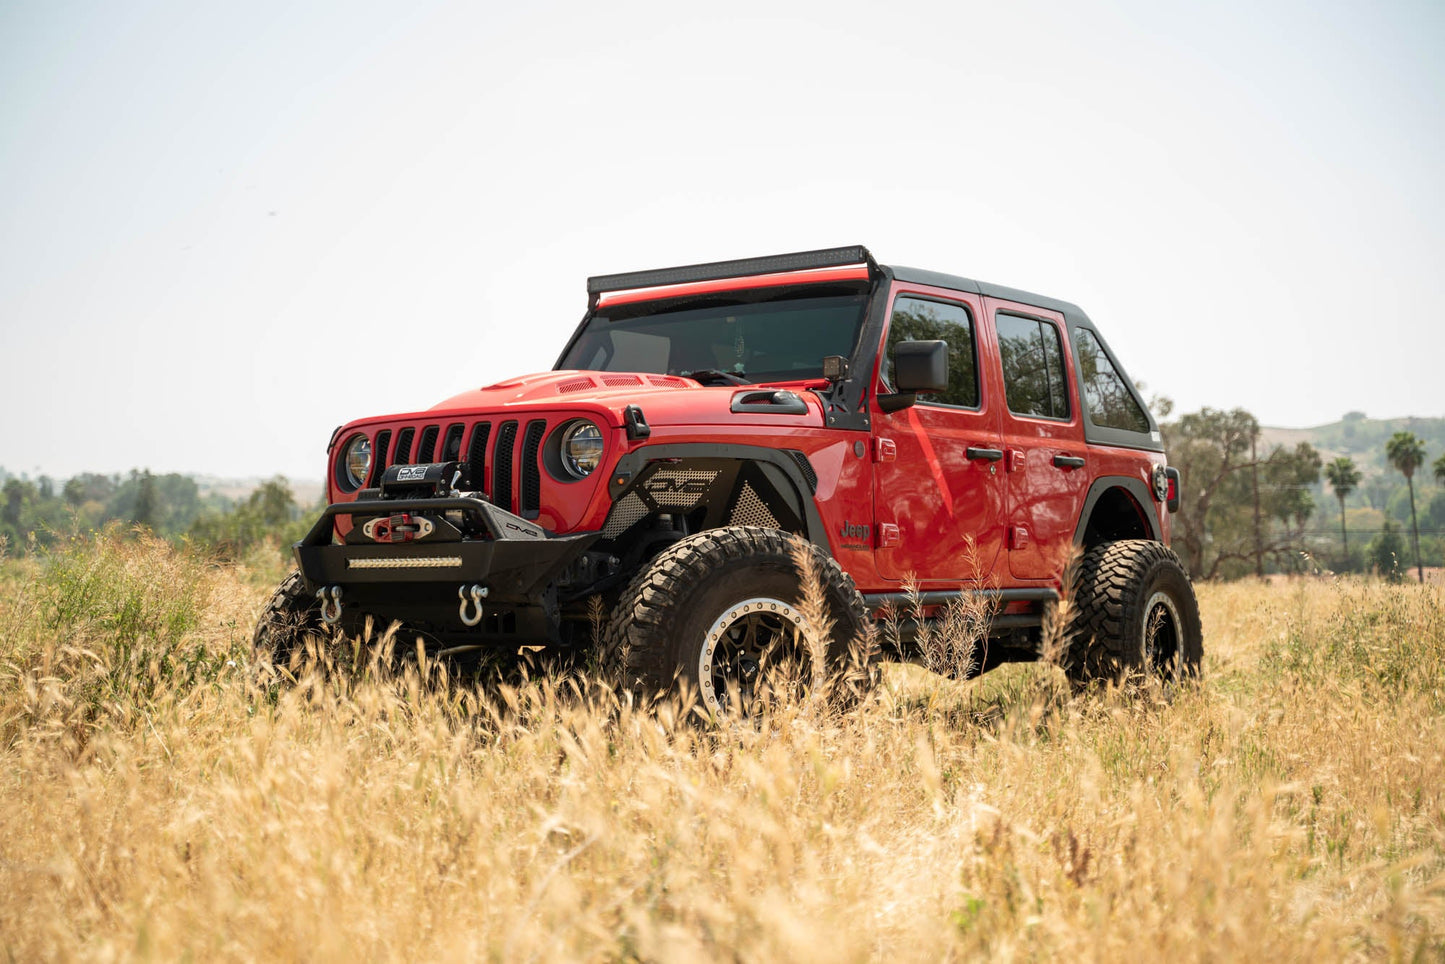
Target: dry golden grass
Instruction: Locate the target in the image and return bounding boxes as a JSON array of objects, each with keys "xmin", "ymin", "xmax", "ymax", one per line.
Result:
[{"xmin": 2, "ymin": 530, "xmax": 1443, "ymax": 961}]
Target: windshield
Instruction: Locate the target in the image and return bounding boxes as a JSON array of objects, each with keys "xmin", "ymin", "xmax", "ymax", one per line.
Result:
[{"xmin": 557, "ymin": 291, "xmax": 870, "ymax": 384}]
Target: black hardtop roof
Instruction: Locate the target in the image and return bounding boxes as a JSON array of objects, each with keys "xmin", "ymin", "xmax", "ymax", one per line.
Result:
[
  {"xmin": 586, "ymin": 244, "xmax": 1089, "ymax": 323},
  {"xmin": 885, "ymin": 264, "xmax": 1086, "ymax": 322}
]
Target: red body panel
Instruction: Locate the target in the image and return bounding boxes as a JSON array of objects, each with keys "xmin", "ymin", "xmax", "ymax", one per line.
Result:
[
  {"xmin": 982, "ymin": 295, "xmax": 1091, "ymax": 581},
  {"xmin": 868, "ymin": 283, "xmax": 1006, "ymax": 587}
]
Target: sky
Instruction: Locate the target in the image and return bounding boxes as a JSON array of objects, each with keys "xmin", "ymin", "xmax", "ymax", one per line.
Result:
[{"xmin": 2, "ymin": 0, "xmax": 1442, "ymax": 481}]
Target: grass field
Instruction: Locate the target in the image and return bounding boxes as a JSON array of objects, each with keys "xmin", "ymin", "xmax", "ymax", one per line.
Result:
[{"xmin": 2, "ymin": 530, "xmax": 1443, "ymax": 961}]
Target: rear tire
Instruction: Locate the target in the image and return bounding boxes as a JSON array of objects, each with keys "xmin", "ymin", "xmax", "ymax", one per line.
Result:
[
  {"xmin": 1066, "ymin": 540, "xmax": 1202, "ymax": 685},
  {"xmin": 605, "ymin": 526, "xmax": 874, "ymax": 716}
]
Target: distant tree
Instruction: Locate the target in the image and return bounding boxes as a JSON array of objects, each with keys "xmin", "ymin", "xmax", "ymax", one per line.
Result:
[
  {"xmin": 132, "ymin": 469, "xmax": 158, "ymax": 529},
  {"xmin": 104, "ymin": 471, "xmax": 202, "ymax": 535},
  {"xmin": 0, "ymin": 477, "xmax": 67, "ymax": 549},
  {"xmin": 1323, "ymin": 456, "xmax": 1361, "ymax": 569},
  {"xmin": 1368, "ymin": 521, "xmax": 1405, "ymax": 583},
  {"xmin": 189, "ymin": 476, "xmax": 301, "ymax": 561},
  {"xmin": 1384, "ymin": 431, "xmax": 1427, "ymax": 583},
  {"xmin": 1161, "ymin": 408, "xmax": 1258, "ymax": 576},
  {"xmin": 1434, "ymin": 452, "xmax": 1445, "ymax": 485},
  {"xmin": 65, "ymin": 472, "xmax": 117, "ymax": 508},
  {"xmin": 2, "ymin": 479, "xmax": 30, "ymax": 547},
  {"xmin": 2, "ymin": 479, "xmax": 24, "ymax": 530},
  {"xmin": 1263, "ymin": 442, "xmax": 1321, "ymax": 573},
  {"xmin": 1162, "ymin": 407, "xmax": 1321, "ymax": 579},
  {"xmin": 249, "ymin": 478, "xmax": 297, "ymax": 529}
]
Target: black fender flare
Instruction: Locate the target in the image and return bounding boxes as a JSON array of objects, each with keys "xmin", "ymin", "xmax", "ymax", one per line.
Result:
[
  {"xmin": 605, "ymin": 443, "xmax": 828, "ymax": 550},
  {"xmin": 1072, "ymin": 476, "xmax": 1162, "ymax": 544}
]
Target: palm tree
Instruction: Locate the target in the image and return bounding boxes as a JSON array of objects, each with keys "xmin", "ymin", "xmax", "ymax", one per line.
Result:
[
  {"xmin": 1434, "ymin": 452, "xmax": 1445, "ymax": 485},
  {"xmin": 1384, "ymin": 431, "xmax": 1427, "ymax": 583},
  {"xmin": 1323, "ymin": 456, "xmax": 1361, "ymax": 569}
]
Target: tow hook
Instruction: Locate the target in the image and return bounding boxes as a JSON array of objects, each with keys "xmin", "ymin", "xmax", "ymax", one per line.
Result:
[
  {"xmin": 317, "ymin": 586, "xmax": 343, "ymax": 625},
  {"xmin": 459, "ymin": 584, "xmax": 488, "ymax": 627}
]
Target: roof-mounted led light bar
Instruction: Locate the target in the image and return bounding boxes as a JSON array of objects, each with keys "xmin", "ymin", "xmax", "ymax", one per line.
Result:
[{"xmin": 586, "ymin": 245, "xmax": 875, "ymax": 296}]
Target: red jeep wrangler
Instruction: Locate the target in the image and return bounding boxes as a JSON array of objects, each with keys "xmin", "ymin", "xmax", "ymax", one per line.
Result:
[{"xmin": 257, "ymin": 246, "xmax": 1201, "ymax": 709}]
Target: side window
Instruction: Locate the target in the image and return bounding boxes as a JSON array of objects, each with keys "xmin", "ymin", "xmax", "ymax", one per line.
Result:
[
  {"xmin": 996, "ymin": 313, "xmax": 1070, "ymax": 419},
  {"xmin": 882, "ymin": 296, "xmax": 979, "ymax": 408},
  {"xmin": 1075, "ymin": 328, "xmax": 1150, "ymax": 432}
]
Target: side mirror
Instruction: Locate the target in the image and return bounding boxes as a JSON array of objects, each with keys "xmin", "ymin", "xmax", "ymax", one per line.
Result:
[
  {"xmin": 877, "ymin": 339, "xmax": 949, "ymax": 413},
  {"xmin": 894, "ymin": 340, "xmax": 949, "ymax": 393}
]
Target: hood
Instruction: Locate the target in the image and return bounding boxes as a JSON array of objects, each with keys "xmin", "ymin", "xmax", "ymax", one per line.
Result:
[{"xmin": 428, "ymin": 370, "xmax": 824, "ymax": 428}]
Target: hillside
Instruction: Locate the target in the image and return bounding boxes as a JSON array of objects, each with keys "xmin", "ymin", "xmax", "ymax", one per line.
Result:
[
  {"xmin": 1260, "ymin": 413, "xmax": 1445, "ymax": 478},
  {"xmin": 193, "ymin": 474, "xmax": 325, "ymax": 508},
  {"xmin": 1251, "ymin": 413, "xmax": 1445, "ymax": 570}
]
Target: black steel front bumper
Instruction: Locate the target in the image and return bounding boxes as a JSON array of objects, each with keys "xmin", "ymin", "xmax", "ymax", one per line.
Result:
[{"xmin": 293, "ymin": 496, "xmax": 601, "ymax": 643}]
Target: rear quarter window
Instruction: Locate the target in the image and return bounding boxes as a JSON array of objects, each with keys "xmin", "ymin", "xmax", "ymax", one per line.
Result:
[{"xmin": 1076, "ymin": 328, "xmax": 1151, "ymax": 433}]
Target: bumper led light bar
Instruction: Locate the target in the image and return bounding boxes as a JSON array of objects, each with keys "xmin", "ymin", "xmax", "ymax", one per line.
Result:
[{"xmin": 347, "ymin": 556, "xmax": 464, "ymax": 570}]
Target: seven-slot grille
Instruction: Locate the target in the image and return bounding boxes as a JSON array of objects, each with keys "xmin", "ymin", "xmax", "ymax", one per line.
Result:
[{"xmin": 357, "ymin": 416, "xmax": 558, "ymax": 520}]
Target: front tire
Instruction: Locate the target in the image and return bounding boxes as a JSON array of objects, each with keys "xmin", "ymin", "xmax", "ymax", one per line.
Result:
[
  {"xmin": 606, "ymin": 526, "xmax": 873, "ymax": 717},
  {"xmin": 253, "ymin": 570, "xmax": 325, "ymax": 667},
  {"xmin": 1066, "ymin": 540, "xmax": 1202, "ymax": 685}
]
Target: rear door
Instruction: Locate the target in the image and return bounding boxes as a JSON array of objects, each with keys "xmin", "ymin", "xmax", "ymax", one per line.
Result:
[
  {"xmin": 872, "ymin": 283, "xmax": 1006, "ymax": 584},
  {"xmin": 985, "ymin": 297, "xmax": 1089, "ymax": 580}
]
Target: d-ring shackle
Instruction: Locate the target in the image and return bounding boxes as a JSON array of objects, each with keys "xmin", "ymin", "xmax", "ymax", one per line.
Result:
[
  {"xmin": 316, "ymin": 586, "xmax": 343, "ymax": 625},
  {"xmin": 459, "ymin": 584, "xmax": 488, "ymax": 627}
]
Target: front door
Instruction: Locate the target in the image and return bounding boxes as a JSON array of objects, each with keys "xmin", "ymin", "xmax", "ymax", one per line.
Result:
[
  {"xmin": 872, "ymin": 284, "xmax": 1006, "ymax": 584},
  {"xmin": 985, "ymin": 298, "xmax": 1089, "ymax": 580}
]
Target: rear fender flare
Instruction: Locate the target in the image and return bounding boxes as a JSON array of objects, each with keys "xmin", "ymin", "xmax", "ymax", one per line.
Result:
[{"xmin": 1073, "ymin": 477, "xmax": 1162, "ymax": 545}]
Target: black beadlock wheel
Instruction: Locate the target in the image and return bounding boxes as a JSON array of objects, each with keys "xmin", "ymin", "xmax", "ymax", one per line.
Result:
[
  {"xmin": 604, "ymin": 526, "xmax": 874, "ymax": 716},
  {"xmin": 253, "ymin": 570, "xmax": 325, "ymax": 665},
  {"xmin": 1066, "ymin": 540, "xmax": 1203, "ymax": 684}
]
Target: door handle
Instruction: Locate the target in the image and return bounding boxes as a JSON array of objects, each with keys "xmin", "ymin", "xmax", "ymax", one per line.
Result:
[
  {"xmin": 966, "ymin": 446, "xmax": 1004, "ymax": 462},
  {"xmin": 1053, "ymin": 454, "xmax": 1086, "ymax": 469}
]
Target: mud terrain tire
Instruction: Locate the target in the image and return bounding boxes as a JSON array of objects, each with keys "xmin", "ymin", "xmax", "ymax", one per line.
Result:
[
  {"xmin": 606, "ymin": 526, "xmax": 874, "ymax": 716},
  {"xmin": 253, "ymin": 570, "xmax": 325, "ymax": 667},
  {"xmin": 1066, "ymin": 540, "xmax": 1202, "ymax": 684}
]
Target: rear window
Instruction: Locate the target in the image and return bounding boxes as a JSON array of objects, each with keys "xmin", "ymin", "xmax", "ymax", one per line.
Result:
[{"xmin": 1076, "ymin": 328, "xmax": 1150, "ymax": 432}]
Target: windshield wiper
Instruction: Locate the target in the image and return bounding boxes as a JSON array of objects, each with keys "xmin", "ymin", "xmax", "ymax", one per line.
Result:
[{"xmin": 679, "ymin": 368, "xmax": 751, "ymax": 386}]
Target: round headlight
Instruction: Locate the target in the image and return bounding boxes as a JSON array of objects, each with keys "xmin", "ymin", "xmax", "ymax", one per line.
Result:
[
  {"xmin": 561, "ymin": 421, "xmax": 604, "ymax": 478},
  {"xmin": 342, "ymin": 434, "xmax": 372, "ymax": 489}
]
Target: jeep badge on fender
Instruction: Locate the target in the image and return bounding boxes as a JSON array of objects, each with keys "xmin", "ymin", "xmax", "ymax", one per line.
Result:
[{"xmin": 256, "ymin": 246, "xmax": 1201, "ymax": 715}]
